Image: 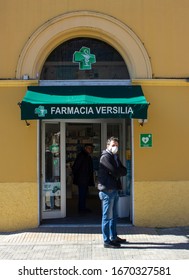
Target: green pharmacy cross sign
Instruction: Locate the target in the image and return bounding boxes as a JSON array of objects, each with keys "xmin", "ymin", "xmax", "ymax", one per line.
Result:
[
  {"xmin": 73, "ymin": 47, "xmax": 96, "ymax": 70},
  {"xmin": 35, "ymin": 105, "xmax": 47, "ymax": 117}
]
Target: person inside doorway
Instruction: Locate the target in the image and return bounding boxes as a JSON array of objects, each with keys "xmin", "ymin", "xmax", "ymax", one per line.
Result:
[
  {"xmin": 98, "ymin": 136, "xmax": 127, "ymax": 248},
  {"xmin": 72, "ymin": 143, "xmax": 95, "ymax": 213}
]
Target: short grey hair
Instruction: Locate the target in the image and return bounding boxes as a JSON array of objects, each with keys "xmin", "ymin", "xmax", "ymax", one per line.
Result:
[{"xmin": 106, "ymin": 136, "xmax": 119, "ymax": 146}]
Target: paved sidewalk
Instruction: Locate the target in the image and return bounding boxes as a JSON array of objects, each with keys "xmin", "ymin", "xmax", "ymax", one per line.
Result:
[{"xmin": 0, "ymin": 225, "xmax": 188, "ymax": 260}]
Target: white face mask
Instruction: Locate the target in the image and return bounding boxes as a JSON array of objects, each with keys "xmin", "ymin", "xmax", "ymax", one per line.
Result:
[{"xmin": 111, "ymin": 146, "xmax": 118, "ymax": 154}]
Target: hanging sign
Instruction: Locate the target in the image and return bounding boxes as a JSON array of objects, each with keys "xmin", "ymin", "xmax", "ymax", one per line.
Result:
[
  {"xmin": 73, "ymin": 46, "xmax": 96, "ymax": 70},
  {"xmin": 140, "ymin": 133, "xmax": 153, "ymax": 148}
]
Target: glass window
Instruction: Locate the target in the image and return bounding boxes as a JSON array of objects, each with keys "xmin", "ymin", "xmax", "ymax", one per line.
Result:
[
  {"xmin": 41, "ymin": 38, "xmax": 130, "ymax": 80},
  {"xmin": 43, "ymin": 123, "xmax": 61, "ymax": 211}
]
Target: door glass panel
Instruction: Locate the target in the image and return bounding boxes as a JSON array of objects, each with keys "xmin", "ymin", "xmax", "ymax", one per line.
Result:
[{"xmin": 43, "ymin": 123, "xmax": 61, "ymax": 212}]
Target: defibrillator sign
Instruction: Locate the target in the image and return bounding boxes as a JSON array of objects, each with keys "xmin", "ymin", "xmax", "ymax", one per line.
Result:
[{"xmin": 140, "ymin": 133, "xmax": 152, "ymax": 148}]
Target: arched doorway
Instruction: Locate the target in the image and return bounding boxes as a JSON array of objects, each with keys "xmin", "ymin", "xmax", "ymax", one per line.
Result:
[
  {"xmin": 18, "ymin": 11, "xmax": 151, "ymax": 225},
  {"xmin": 16, "ymin": 11, "xmax": 152, "ymax": 79},
  {"xmin": 40, "ymin": 38, "xmax": 133, "ymax": 225}
]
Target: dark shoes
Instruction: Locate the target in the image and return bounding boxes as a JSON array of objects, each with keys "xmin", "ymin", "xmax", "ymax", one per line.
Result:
[
  {"xmin": 104, "ymin": 241, "xmax": 121, "ymax": 248},
  {"xmin": 112, "ymin": 236, "xmax": 127, "ymax": 244},
  {"xmin": 104, "ymin": 236, "xmax": 128, "ymax": 248}
]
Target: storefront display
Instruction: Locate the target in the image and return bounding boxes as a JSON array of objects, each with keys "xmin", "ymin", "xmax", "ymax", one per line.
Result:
[
  {"xmin": 66, "ymin": 123, "xmax": 101, "ymax": 198},
  {"xmin": 41, "ymin": 120, "xmax": 132, "ymax": 220},
  {"xmin": 66, "ymin": 123, "xmax": 101, "ymax": 167}
]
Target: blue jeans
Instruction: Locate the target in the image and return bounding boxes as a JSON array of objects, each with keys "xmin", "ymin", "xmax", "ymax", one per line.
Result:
[{"xmin": 99, "ymin": 190, "xmax": 119, "ymax": 243}]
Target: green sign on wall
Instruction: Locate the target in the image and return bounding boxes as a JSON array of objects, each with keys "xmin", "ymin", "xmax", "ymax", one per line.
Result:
[{"xmin": 140, "ymin": 133, "xmax": 152, "ymax": 148}]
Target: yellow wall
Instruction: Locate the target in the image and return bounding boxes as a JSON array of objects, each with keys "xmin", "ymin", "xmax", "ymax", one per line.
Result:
[
  {"xmin": 0, "ymin": 183, "xmax": 38, "ymax": 231},
  {"xmin": 1, "ymin": 1, "xmax": 189, "ymax": 230},
  {"xmin": 1, "ymin": 0, "xmax": 189, "ymax": 78},
  {"xmin": 0, "ymin": 84, "xmax": 38, "ymax": 231},
  {"xmin": 134, "ymin": 181, "xmax": 189, "ymax": 227},
  {"xmin": 0, "ymin": 86, "xmax": 37, "ymax": 182},
  {"xmin": 134, "ymin": 84, "xmax": 189, "ymax": 181},
  {"xmin": 133, "ymin": 82, "xmax": 189, "ymax": 227}
]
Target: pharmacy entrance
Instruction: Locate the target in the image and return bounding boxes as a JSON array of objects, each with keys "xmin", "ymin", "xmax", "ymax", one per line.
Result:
[
  {"xmin": 41, "ymin": 119, "xmax": 132, "ymax": 224},
  {"xmin": 20, "ymin": 84, "xmax": 149, "ymax": 224}
]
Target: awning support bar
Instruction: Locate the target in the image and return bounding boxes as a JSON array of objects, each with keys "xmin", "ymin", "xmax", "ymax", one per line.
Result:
[{"xmin": 17, "ymin": 102, "xmax": 30, "ymax": 127}]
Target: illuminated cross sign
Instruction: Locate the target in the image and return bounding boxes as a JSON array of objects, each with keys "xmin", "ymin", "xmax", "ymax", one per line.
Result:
[{"xmin": 73, "ymin": 47, "xmax": 96, "ymax": 70}]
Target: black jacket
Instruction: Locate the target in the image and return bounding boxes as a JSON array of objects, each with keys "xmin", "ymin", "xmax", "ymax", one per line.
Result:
[
  {"xmin": 98, "ymin": 149, "xmax": 127, "ymax": 191},
  {"xmin": 72, "ymin": 149, "xmax": 94, "ymax": 187}
]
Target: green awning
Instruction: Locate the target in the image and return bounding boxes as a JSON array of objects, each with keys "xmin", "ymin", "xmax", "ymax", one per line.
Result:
[{"xmin": 20, "ymin": 86, "xmax": 149, "ymax": 120}]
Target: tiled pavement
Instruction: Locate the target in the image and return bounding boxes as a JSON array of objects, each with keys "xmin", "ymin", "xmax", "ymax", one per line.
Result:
[{"xmin": 0, "ymin": 225, "xmax": 188, "ymax": 260}]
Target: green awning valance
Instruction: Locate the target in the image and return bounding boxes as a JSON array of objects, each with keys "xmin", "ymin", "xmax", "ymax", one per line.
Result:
[{"xmin": 20, "ymin": 85, "xmax": 149, "ymax": 120}]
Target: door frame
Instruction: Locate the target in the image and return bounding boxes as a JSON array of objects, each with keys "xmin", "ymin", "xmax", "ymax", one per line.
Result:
[
  {"xmin": 41, "ymin": 121, "xmax": 66, "ymax": 219},
  {"xmin": 40, "ymin": 118, "xmax": 127, "ymax": 220}
]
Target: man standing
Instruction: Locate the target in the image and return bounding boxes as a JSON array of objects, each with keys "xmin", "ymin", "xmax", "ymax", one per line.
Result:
[
  {"xmin": 98, "ymin": 137, "xmax": 127, "ymax": 248},
  {"xmin": 72, "ymin": 143, "xmax": 94, "ymax": 213}
]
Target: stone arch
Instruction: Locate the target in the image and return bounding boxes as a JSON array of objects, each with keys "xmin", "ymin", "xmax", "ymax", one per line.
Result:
[{"xmin": 16, "ymin": 11, "xmax": 152, "ymax": 79}]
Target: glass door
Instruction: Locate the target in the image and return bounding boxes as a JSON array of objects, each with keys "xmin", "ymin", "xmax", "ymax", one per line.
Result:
[{"xmin": 41, "ymin": 122, "xmax": 66, "ymax": 219}]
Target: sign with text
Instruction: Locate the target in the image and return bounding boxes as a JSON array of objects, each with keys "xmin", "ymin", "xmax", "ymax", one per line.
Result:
[
  {"xmin": 22, "ymin": 103, "xmax": 149, "ymax": 119},
  {"xmin": 20, "ymin": 85, "xmax": 150, "ymax": 120}
]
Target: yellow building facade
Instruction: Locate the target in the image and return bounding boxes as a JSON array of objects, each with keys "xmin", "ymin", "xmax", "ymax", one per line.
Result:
[{"xmin": 0, "ymin": 0, "xmax": 189, "ymax": 231}]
